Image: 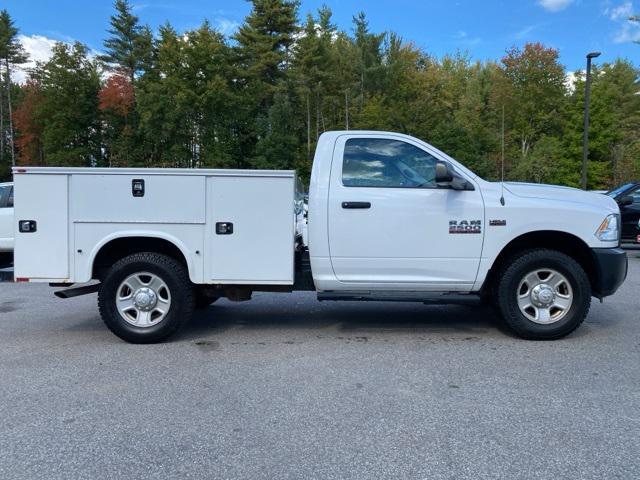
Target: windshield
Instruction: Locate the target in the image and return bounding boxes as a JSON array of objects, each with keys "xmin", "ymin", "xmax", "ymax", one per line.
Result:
[{"xmin": 607, "ymin": 183, "xmax": 634, "ymax": 198}]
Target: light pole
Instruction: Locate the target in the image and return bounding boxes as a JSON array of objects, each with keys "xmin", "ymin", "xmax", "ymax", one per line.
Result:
[{"xmin": 581, "ymin": 51, "xmax": 601, "ymax": 190}]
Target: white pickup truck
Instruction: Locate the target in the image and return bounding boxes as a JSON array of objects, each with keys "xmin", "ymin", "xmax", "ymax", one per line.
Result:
[{"xmin": 12, "ymin": 131, "xmax": 627, "ymax": 343}]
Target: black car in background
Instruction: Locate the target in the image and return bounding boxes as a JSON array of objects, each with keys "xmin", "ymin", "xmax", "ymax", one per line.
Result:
[{"xmin": 607, "ymin": 182, "xmax": 640, "ymax": 243}]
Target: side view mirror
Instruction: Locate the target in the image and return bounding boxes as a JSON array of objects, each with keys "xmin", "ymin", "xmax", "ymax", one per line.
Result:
[
  {"xmin": 618, "ymin": 195, "xmax": 633, "ymax": 207},
  {"xmin": 435, "ymin": 162, "xmax": 453, "ymax": 184},
  {"xmin": 435, "ymin": 162, "xmax": 474, "ymax": 191}
]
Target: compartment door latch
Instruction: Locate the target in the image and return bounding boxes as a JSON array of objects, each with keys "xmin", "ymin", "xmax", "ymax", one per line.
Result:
[
  {"xmin": 132, "ymin": 179, "xmax": 145, "ymax": 197},
  {"xmin": 215, "ymin": 222, "xmax": 233, "ymax": 235}
]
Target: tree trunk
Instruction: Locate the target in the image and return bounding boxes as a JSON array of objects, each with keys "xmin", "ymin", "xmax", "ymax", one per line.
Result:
[
  {"xmin": 344, "ymin": 90, "xmax": 349, "ymax": 130},
  {"xmin": 521, "ymin": 136, "xmax": 530, "ymax": 160},
  {"xmin": 315, "ymin": 90, "xmax": 320, "ymax": 141},
  {"xmin": 5, "ymin": 60, "xmax": 15, "ymax": 167},
  {"xmin": 306, "ymin": 93, "xmax": 311, "ymax": 158},
  {"xmin": 360, "ymin": 72, "xmax": 364, "ymax": 110},
  {"xmin": 0, "ymin": 73, "xmax": 4, "ymax": 166}
]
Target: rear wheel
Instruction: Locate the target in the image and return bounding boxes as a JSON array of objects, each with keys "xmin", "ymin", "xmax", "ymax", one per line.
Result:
[
  {"xmin": 98, "ymin": 252, "xmax": 194, "ymax": 343},
  {"xmin": 496, "ymin": 249, "xmax": 591, "ymax": 340},
  {"xmin": 0, "ymin": 252, "xmax": 13, "ymax": 268}
]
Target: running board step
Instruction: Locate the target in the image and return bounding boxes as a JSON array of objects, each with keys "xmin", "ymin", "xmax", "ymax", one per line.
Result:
[
  {"xmin": 54, "ymin": 283, "xmax": 100, "ymax": 299},
  {"xmin": 317, "ymin": 291, "xmax": 481, "ymax": 305}
]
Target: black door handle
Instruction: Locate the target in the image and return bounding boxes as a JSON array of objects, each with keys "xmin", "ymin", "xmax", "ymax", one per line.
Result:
[{"xmin": 342, "ymin": 201, "xmax": 371, "ymax": 209}]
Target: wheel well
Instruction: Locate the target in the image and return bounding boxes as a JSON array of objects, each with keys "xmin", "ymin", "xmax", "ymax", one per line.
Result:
[
  {"xmin": 92, "ymin": 237, "xmax": 188, "ymax": 280},
  {"xmin": 483, "ymin": 231, "xmax": 597, "ymax": 295}
]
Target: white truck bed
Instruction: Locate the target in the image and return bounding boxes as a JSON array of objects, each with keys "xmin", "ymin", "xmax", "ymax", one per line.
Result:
[{"xmin": 13, "ymin": 167, "xmax": 297, "ymax": 285}]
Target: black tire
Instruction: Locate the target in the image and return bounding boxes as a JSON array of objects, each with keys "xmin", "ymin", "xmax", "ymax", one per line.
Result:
[
  {"xmin": 194, "ymin": 289, "xmax": 220, "ymax": 309},
  {"xmin": 0, "ymin": 252, "xmax": 13, "ymax": 268},
  {"xmin": 98, "ymin": 252, "xmax": 194, "ymax": 343},
  {"xmin": 496, "ymin": 249, "xmax": 591, "ymax": 340}
]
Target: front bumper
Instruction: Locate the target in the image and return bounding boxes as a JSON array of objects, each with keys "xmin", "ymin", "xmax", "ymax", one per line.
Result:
[{"xmin": 591, "ymin": 247, "xmax": 628, "ymax": 298}]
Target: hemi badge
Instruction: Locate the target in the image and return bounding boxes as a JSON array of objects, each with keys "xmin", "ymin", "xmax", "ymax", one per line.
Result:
[{"xmin": 489, "ymin": 219, "xmax": 507, "ymax": 226}]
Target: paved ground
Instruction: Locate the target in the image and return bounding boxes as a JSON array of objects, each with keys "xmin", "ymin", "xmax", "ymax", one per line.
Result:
[{"xmin": 0, "ymin": 254, "xmax": 639, "ymax": 480}]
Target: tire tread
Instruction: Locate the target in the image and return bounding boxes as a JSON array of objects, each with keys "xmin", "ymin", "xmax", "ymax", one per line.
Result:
[
  {"xmin": 496, "ymin": 248, "xmax": 591, "ymax": 340},
  {"xmin": 98, "ymin": 252, "xmax": 194, "ymax": 343}
]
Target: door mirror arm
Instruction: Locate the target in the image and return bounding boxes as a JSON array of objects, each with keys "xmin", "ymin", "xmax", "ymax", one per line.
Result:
[{"xmin": 450, "ymin": 175, "xmax": 475, "ymax": 191}]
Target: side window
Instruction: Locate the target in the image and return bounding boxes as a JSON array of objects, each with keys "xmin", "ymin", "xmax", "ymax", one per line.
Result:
[
  {"xmin": 629, "ymin": 187, "xmax": 640, "ymax": 204},
  {"xmin": 342, "ymin": 138, "xmax": 439, "ymax": 188},
  {"xmin": 0, "ymin": 186, "xmax": 8, "ymax": 208}
]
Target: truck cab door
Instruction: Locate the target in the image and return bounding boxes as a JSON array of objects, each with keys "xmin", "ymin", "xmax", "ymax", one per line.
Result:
[{"xmin": 327, "ymin": 134, "xmax": 484, "ymax": 291}]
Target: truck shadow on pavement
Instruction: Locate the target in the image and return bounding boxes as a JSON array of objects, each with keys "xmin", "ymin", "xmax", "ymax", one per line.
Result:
[
  {"xmin": 182, "ymin": 300, "xmax": 509, "ymax": 341},
  {"xmin": 64, "ymin": 293, "xmax": 608, "ymax": 342}
]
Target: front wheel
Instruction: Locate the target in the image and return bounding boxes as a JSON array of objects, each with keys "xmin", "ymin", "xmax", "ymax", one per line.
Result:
[
  {"xmin": 98, "ymin": 252, "xmax": 195, "ymax": 343},
  {"xmin": 496, "ymin": 249, "xmax": 591, "ymax": 340}
]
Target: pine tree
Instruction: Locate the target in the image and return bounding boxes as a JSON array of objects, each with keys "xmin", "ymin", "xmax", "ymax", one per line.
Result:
[
  {"xmin": 234, "ymin": 0, "xmax": 299, "ymax": 106},
  {"xmin": 234, "ymin": 0, "xmax": 300, "ymax": 165},
  {"xmin": 352, "ymin": 12, "xmax": 384, "ymax": 110},
  {"xmin": 100, "ymin": 0, "xmax": 152, "ymax": 86},
  {"xmin": 99, "ymin": 0, "xmax": 154, "ymax": 166},
  {"xmin": 293, "ymin": 13, "xmax": 323, "ymax": 158},
  {"xmin": 0, "ymin": 9, "xmax": 28, "ymax": 169},
  {"xmin": 254, "ymin": 91, "xmax": 299, "ymax": 169}
]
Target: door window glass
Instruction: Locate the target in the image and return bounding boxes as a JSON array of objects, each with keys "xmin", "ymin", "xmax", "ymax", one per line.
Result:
[
  {"xmin": 342, "ymin": 138, "xmax": 439, "ymax": 188},
  {"xmin": 0, "ymin": 186, "xmax": 9, "ymax": 208},
  {"xmin": 628, "ymin": 187, "xmax": 640, "ymax": 204}
]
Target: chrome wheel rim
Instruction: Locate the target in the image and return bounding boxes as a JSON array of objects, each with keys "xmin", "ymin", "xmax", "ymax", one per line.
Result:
[
  {"xmin": 116, "ymin": 272, "xmax": 171, "ymax": 328},
  {"xmin": 517, "ymin": 268, "xmax": 573, "ymax": 325}
]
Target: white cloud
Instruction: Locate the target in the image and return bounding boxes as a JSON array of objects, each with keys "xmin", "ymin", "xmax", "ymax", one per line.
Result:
[
  {"xmin": 13, "ymin": 34, "xmax": 58, "ymax": 84},
  {"xmin": 605, "ymin": 1, "xmax": 633, "ymax": 20},
  {"xmin": 12, "ymin": 34, "xmax": 102, "ymax": 84},
  {"xmin": 537, "ymin": 0, "xmax": 574, "ymax": 12},
  {"xmin": 613, "ymin": 21, "xmax": 640, "ymax": 42},
  {"xmin": 515, "ymin": 24, "xmax": 539, "ymax": 39},
  {"xmin": 215, "ymin": 18, "xmax": 240, "ymax": 36},
  {"xmin": 605, "ymin": 1, "xmax": 640, "ymax": 43}
]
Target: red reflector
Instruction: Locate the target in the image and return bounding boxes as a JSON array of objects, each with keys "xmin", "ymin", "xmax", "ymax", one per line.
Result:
[{"xmin": 15, "ymin": 277, "xmax": 29, "ymax": 283}]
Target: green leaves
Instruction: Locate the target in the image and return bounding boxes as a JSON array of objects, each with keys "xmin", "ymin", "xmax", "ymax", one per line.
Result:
[{"xmin": 29, "ymin": 42, "xmax": 101, "ymax": 167}]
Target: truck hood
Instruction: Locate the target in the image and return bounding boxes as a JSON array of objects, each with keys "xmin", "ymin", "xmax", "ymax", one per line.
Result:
[{"xmin": 503, "ymin": 182, "xmax": 618, "ymax": 212}]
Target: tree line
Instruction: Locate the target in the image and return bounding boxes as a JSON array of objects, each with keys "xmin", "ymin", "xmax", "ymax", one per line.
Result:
[{"xmin": 0, "ymin": 1, "xmax": 639, "ymax": 188}]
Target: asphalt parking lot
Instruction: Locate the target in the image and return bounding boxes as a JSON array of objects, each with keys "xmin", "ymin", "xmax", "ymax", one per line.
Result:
[{"xmin": 1, "ymin": 254, "xmax": 639, "ymax": 480}]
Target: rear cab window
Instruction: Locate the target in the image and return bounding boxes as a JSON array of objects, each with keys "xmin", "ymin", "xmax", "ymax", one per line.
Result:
[{"xmin": 0, "ymin": 185, "xmax": 10, "ymax": 208}]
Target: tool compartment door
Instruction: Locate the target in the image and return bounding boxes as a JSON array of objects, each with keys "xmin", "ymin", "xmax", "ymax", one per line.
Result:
[
  {"xmin": 14, "ymin": 174, "xmax": 69, "ymax": 280},
  {"xmin": 207, "ymin": 175, "xmax": 295, "ymax": 284}
]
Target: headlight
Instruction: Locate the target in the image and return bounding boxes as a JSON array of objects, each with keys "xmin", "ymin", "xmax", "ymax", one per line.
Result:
[{"xmin": 595, "ymin": 214, "xmax": 619, "ymax": 242}]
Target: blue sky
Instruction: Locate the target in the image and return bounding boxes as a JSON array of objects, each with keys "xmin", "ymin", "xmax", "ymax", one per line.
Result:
[{"xmin": 4, "ymin": 0, "xmax": 639, "ymax": 77}]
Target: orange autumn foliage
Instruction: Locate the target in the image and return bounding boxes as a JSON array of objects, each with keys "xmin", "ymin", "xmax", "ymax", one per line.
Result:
[
  {"xmin": 13, "ymin": 81, "xmax": 44, "ymax": 165},
  {"xmin": 98, "ymin": 74, "xmax": 134, "ymax": 116}
]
